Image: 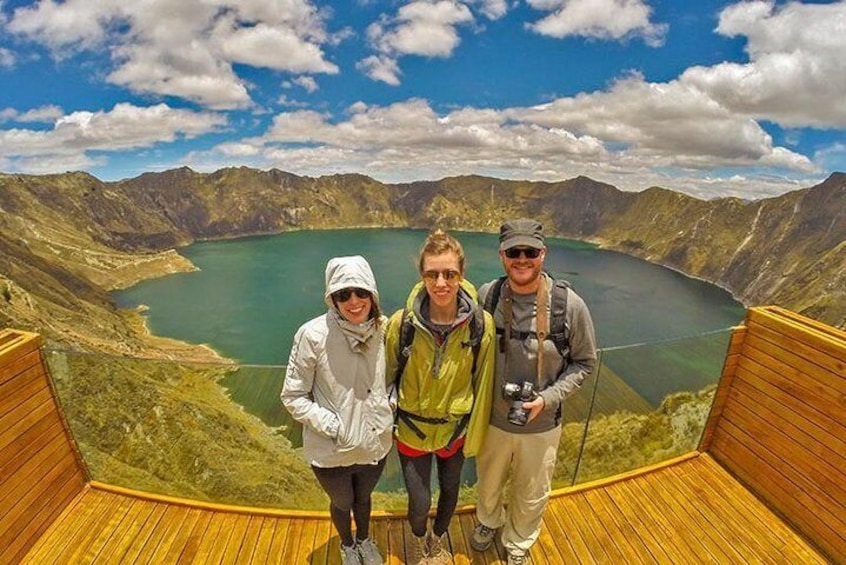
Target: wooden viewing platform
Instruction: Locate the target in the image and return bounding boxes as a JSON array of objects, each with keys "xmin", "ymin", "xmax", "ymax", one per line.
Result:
[{"xmin": 1, "ymin": 306, "xmax": 843, "ymax": 564}]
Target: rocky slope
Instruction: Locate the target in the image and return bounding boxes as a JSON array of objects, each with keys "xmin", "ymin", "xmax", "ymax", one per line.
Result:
[{"xmin": 1, "ymin": 168, "xmax": 843, "ymax": 356}]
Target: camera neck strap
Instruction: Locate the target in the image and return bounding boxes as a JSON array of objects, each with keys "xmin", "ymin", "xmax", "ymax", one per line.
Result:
[
  {"xmin": 501, "ymin": 275, "xmax": 549, "ymax": 385},
  {"xmin": 536, "ymin": 275, "xmax": 550, "ymax": 383}
]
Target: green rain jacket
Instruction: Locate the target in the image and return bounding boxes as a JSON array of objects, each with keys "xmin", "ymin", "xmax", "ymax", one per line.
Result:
[{"xmin": 385, "ymin": 279, "xmax": 495, "ymax": 457}]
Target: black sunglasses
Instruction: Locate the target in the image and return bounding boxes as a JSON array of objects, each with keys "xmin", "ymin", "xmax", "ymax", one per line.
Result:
[
  {"xmin": 504, "ymin": 247, "xmax": 542, "ymax": 259},
  {"xmin": 333, "ymin": 288, "xmax": 371, "ymax": 302}
]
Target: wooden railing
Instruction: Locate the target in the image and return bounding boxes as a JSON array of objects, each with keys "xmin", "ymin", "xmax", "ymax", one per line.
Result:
[
  {"xmin": 0, "ymin": 330, "xmax": 88, "ymax": 564},
  {"xmin": 700, "ymin": 306, "xmax": 845, "ymax": 560}
]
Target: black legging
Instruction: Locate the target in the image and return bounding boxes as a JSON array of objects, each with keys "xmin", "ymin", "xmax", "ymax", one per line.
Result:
[
  {"xmin": 399, "ymin": 449, "xmax": 466, "ymax": 538},
  {"xmin": 311, "ymin": 457, "xmax": 387, "ymax": 547}
]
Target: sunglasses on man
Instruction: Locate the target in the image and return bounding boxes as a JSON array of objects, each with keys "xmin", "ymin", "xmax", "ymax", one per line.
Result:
[
  {"xmin": 332, "ymin": 288, "xmax": 371, "ymax": 302},
  {"xmin": 504, "ymin": 247, "xmax": 542, "ymax": 259}
]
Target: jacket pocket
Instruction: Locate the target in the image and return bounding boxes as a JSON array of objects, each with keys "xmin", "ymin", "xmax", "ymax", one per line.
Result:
[
  {"xmin": 333, "ymin": 416, "xmax": 358, "ymax": 453},
  {"xmin": 372, "ymin": 398, "xmax": 395, "ymax": 434}
]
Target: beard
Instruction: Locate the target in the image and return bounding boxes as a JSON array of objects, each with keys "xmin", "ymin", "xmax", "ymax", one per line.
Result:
[{"xmin": 506, "ymin": 261, "xmax": 543, "ymax": 291}]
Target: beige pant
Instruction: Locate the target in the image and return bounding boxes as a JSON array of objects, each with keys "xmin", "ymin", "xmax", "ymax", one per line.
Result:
[{"xmin": 474, "ymin": 425, "xmax": 562, "ymax": 555}]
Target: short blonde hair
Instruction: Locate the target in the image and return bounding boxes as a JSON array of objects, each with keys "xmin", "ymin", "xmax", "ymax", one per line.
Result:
[{"xmin": 417, "ymin": 228, "xmax": 466, "ymax": 274}]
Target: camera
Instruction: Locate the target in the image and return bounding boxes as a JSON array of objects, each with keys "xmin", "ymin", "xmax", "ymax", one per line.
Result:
[{"xmin": 502, "ymin": 381, "xmax": 538, "ymax": 426}]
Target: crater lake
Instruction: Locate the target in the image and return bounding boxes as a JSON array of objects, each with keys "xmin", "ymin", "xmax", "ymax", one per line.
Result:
[{"xmin": 114, "ymin": 228, "xmax": 744, "ymax": 366}]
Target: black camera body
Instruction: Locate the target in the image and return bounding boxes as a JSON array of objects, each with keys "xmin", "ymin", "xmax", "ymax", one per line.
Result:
[{"xmin": 502, "ymin": 381, "xmax": 538, "ymax": 426}]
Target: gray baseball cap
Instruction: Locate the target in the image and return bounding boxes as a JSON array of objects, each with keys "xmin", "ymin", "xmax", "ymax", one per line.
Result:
[{"xmin": 499, "ymin": 218, "xmax": 545, "ymax": 250}]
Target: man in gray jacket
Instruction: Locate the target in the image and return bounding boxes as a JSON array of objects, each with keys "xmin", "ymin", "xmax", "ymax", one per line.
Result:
[{"xmin": 470, "ymin": 219, "xmax": 597, "ymax": 565}]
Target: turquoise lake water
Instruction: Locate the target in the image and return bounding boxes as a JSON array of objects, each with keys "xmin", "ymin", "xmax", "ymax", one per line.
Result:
[{"xmin": 114, "ymin": 228, "xmax": 745, "ymax": 365}]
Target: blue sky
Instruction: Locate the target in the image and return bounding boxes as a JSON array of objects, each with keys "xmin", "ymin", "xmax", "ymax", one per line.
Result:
[{"xmin": 1, "ymin": 0, "xmax": 844, "ymax": 200}]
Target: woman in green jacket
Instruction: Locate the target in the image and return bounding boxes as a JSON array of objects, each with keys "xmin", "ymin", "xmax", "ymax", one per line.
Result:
[{"xmin": 385, "ymin": 229, "xmax": 495, "ymax": 565}]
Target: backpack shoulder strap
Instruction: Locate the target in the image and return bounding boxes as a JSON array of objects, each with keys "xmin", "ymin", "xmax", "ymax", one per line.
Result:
[
  {"xmin": 469, "ymin": 303, "xmax": 485, "ymax": 375},
  {"xmin": 395, "ymin": 307, "xmax": 416, "ymax": 385},
  {"xmin": 483, "ymin": 276, "xmax": 507, "ymax": 353},
  {"xmin": 482, "ymin": 276, "xmax": 507, "ymax": 315},
  {"xmin": 548, "ymin": 278, "xmax": 571, "ymax": 354}
]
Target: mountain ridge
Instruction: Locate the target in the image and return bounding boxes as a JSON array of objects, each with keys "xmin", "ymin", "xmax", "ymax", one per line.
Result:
[{"xmin": 1, "ymin": 168, "xmax": 843, "ymax": 356}]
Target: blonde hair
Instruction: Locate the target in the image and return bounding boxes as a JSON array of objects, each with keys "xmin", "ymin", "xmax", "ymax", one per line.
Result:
[{"xmin": 417, "ymin": 228, "xmax": 466, "ymax": 274}]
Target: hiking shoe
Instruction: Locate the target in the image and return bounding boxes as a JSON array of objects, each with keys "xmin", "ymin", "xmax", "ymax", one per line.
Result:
[
  {"xmin": 340, "ymin": 543, "xmax": 363, "ymax": 565},
  {"xmin": 507, "ymin": 550, "xmax": 528, "ymax": 565},
  {"xmin": 470, "ymin": 523, "xmax": 496, "ymax": 551},
  {"xmin": 356, "ymin": 538, "xmax": 384, "ymax": 565},
  {"xmin": 427, "ymin": 531, "xmax": 453, "ymax": 565},
  {"xmin": 406, "ymin": 533, "xmax": 429, "ymax": 565}
]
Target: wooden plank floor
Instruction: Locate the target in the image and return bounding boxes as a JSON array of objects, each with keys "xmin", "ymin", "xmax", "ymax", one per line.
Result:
[{"xmin": 22, "ymin": 453, "xmax": 832, "ymax": 564}]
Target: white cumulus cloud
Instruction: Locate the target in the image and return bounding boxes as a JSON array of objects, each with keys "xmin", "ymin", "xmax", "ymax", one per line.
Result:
[
  {"xmin": 507, "ymin": 73, "xmax": 814, "ymax": 171},
  {"xmin": 215, "ymin": 98, "xmax": 608, "ymax": 182},
  {"xmin": 681, "ymin": 0, "xmax": 846, "ymax": 128},
  {"xmin": 0, "ymin": 103, "xmax": 225, "ymax": 173},
  {"xmin": 292, "ymin": 76, "xmax": 319, "ymax": 93},
  {"xmin": 472, "ymin": 0, "xmax": 510, "ymax": 20},
  {"xmin": 6, "ymin": 0, "xmax": 338, "ymax": 109},
  {"xmin": 361, "ymin": 1, "xmax": 474, "ymax": 84},
  {"xmin": 0, "ymin": 47, "xmax": 15, "ymax": 68},
  {"xmin": 357, "ymin": 55, "xmax": 403, "ymax": 86},
  {"xmin": 17, "ymin": 105, "xmax": 65, "ymax": 123},
  {"xmin": 526, "ymin": 0, "xmax": 667, "ymax": 46}
]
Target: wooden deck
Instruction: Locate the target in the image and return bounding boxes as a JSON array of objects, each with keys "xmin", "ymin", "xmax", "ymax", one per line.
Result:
[
  {"xmin": 2, "ymin": 305, "xmax": 843, "ymax": 564},
  {"xmin": 14, "ymin": 453, "xmax": 828, "ymax": 564}
]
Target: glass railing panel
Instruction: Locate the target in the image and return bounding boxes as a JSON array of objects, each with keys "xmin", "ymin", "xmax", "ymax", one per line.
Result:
[
  {"xmin": 222, "ymin": 355, "xmax": 601, "ymax": 506},
  {"xmin": 218, "ymin": 362, "xmax": 416, "ymax": 511},
  {"xmin": 43, "ymin": 328, "xmax": 733, "ymax": 510},
  {"xmin": 42, "ymin": 349, "xmax": 473, "ymax": 511},
  {"xmin": 551, "ymin": 349, "xmax": 601, "ymax": 490},
  {"xmin": 573, "ymin": 329, "xmax": 733, "ymax": 485},
  {"xmin": 43, "ymin": 349, "xmax": 334, "ymax": 510}
]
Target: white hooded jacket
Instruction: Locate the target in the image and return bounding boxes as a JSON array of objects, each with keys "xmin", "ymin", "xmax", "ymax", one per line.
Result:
[{"xmin": 281, "ymin": 256, "xmax": 394, "ymax": 468}]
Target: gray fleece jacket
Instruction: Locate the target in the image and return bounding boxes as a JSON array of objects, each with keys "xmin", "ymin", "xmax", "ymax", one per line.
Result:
[{"xmin": 479, "ymin": 272, "xmax": 597, "ymax": 434}]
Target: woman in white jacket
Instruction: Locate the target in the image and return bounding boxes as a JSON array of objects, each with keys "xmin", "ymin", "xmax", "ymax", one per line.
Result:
[{"xmin": 282, "ymin": 256, "xmax": 394, "ymax": 565}]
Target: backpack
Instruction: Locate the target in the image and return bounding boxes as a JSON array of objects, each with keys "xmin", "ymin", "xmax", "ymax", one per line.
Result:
[{"xmin": 482, "ymin": 274, "xmax": 570, "ymax": 358}]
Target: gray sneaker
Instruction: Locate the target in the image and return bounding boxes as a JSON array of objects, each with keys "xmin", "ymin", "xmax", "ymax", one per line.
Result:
[
  {"xmin": 340, "ymin": 543, "xmax": 363, "ymax": 565},
  {"xmin": 507, "ymin": 550, "xmax": 528, "ymax": 565},
  {"xmin": 356, "ymin": 537, "xmax": 384, "ymax": 565},
  {"xmin": 470, "ymin": 523, "xmax": 496, "ymax": 551}
]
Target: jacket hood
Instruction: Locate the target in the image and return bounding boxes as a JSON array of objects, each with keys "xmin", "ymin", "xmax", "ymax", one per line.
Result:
[
  {"xmin": 324, "ymin": 255, "xmax": 380, "ymax": 310},
  {"xmin": 404, "ymin": 278, "xmax": 479, "ymax": 334}
]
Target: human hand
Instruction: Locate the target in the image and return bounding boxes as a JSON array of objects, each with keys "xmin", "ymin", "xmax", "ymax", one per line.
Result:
[{"xmin": 523, "ymin": 395, "xmax": 545, "ymax": 423}]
